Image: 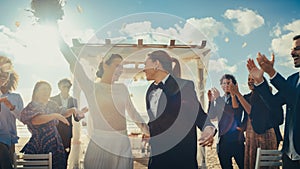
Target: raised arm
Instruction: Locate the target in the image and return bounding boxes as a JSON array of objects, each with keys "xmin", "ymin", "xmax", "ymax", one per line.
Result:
[
  {"xmin": 230, "ymin": 83, "xmax": 251, "ymax": 114},
  {"xmin": 207, "ymin": 88, "xmax": 224, "ymax": 119},
  {"xmin": 31, "ymin": 113, "xmax": 69, "ymax": 126},
  {"xmin": 58, "ymin": 34, "xmax": 93, "ymax": 95}
]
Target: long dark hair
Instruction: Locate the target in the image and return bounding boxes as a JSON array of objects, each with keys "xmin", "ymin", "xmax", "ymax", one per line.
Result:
[
  {"xmin": 96, "ymin": 54, "xmax": 123, "ymax": 78},
  {"xmin": 147, "ymin": 50, "xmax": 181, "ymax": 78}
]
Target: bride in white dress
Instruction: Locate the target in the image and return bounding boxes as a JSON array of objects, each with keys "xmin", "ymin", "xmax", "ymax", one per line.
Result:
[{"xmin": 59, "ymin": 39, "xmax": 149, "ymax": 169}]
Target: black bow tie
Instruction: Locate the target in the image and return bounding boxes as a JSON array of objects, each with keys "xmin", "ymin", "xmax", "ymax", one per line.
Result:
[{"xmin": 153, "ymin": 82, "xmax": 164, "ymax": 90}]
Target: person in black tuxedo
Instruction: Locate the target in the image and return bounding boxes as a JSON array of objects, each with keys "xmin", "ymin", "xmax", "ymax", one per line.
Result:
[
  {"xmin": 247, "ymin": 35, "xmax": 300, "ymax": 169},
  {"xmin": 143, "ymin": 50, "xmax": 216, "ymax": 169},
  {"xmin": 50, "ymin": 78, "xmax": 86, "ymax": 168}
]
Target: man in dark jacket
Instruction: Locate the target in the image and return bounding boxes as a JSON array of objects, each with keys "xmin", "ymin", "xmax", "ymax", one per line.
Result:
[
  {"xmin": 143, "ymin": 50, "xmax": 216, "ymax": 169},
  {"xmin": 50, "ymin": 78, "xmax": 84, "ymax": 168},
  {"xmin": 247, "ymin": 35, "xmax": 300, "ymax": 169}
]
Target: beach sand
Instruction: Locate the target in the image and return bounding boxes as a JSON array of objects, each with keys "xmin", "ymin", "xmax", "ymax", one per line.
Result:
[
  {"xmin": 132, "ymin": 145, "xmax": 239, "ymax": 169},
  {"xmin": 16, "ymin": 137, "xmax": 238, "ymax": 169}
]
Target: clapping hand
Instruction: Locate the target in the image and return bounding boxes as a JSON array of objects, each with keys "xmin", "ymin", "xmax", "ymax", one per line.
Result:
[
  {"xmin": 247, "ymin": 58, "xmax": 264, "ymax": 83},
  {"xmin": 256, "ymin": 52, "xmax": 276, "ymax": 77},
  {"xmin": 229, "ymin": 83, "xmax": 239, "ymax": 96},
  {"xmin": 209, "ymin": 87, "xmax": 220, "ymax": 101},
  {"xmin": 207, "ymin": 90, "xmax": 213, "ymax": 102}
]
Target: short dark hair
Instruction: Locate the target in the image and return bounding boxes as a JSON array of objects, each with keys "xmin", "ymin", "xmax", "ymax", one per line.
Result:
[
  {"xmin": 220, "ymin": 74, "xmax": 237, "ymax": 85},
  {"xmin": 293, "ymin": 35, "xmax": 300, "ymax": 41},
  {"xmin": 58, "ymin": 78, "xmax": 72, "ymax": 88}
]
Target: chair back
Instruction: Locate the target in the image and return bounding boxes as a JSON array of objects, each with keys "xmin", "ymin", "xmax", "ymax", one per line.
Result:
[
  {"xmin": 255, "ymin": 148, "xmax": 282, "ymax": 169},
  {"xmin": 13, "ymin": 153, "xmax": 52, "ymax": 169}
]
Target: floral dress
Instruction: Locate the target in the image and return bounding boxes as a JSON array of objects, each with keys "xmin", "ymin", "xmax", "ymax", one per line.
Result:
[{"xmin": 20, "ymin": 101, "xmax": 66, "ymax": 169}]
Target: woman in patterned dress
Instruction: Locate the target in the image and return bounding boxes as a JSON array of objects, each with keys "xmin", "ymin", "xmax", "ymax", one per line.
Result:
[{"xmin": 20, "ymin": 81, "xmax": 79, "ymax": 169}]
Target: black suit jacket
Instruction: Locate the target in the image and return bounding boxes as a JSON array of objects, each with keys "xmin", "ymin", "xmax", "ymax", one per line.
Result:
[
  {"xmin": 146, "ymin": 75, "xmax": 213, "ymax": 169},
  {"xmin": 50, "ymin": 95, "xmax": 78, "ymax": 149},
  {"xmin": 244, "ymin": 91, "xmax": 283, "ymax": 143},
  {"xmin": 255, "ymin": 72, "xmax": 300, "ymax": 154},
  {"xmin": 208, "ymin": 95, "xmax": 245, "ymax": 143}
]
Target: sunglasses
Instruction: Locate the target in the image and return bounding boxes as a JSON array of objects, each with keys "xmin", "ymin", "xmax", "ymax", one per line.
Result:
[
  {"xmin": 61, "ymin": 85, "xmax": 71, "ymax": 89},
  {"xmin": 292, "ymin": 46, "xmax": 300, "ymax": 51}
]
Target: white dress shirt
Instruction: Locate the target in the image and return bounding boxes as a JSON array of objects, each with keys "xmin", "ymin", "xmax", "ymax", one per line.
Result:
[
  {"xmin": 60, "ymin": 94, "xmax": 70, "ymax": 108},
  {"xmin": 149, "ymin": 74, "xmax": 170, "ymax": 118}
]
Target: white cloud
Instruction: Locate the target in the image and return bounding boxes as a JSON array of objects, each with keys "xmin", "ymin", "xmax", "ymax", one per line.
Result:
[
  {"xmin": 117, "ymin": 17, "xmax": 227, "ymax": 52},
  {"xmin": 270, "ymin": 34, "xmax": 292, "ymax": 57},
  {"xmin": 119, "ymin": 21, "xmax": 152, "ymax": 37},
  {"xmin": 208, "ymin": 58, "xmax": 237, "ymax": 73},
  {"xmin": 278, "ymin": 58, "xmax": 293, "ymax": 67},
  {"xmin": 180, "ymin": 17, "xmax": 227, "ymax": 49},
  {"xmin": 284, "ymin": 20, "xmax": 300, "ymax": 33},
  {"xmin": 224, "ymin": 8, "xmax": 264, "ymax": 36},
  {"xmin": 270, "ymin": 23, "xmax": 282, "ymax": 37},
  {"xmin": 270, "ymin": 20, "xmax": 300, "ymax": 57}
]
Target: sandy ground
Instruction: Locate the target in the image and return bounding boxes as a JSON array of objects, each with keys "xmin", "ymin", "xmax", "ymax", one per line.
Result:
[
  {"xmin": 132, "ymin": 145, "xmax": 239, "ymax": 169},
  {"xmin": 16, "ymin": 136, "xmax": 239, "ymax": 169}
]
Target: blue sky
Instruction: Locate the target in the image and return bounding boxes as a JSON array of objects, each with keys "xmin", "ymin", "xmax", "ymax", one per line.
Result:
[{"xmin": 0, "ymin": 0, "xmax": 299, "ymax": 107}]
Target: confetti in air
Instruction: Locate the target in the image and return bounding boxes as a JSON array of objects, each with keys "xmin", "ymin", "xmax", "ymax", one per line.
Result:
[
  {"xmin": 225, "ymin": 37, "xmax": 229, "ymax": 43},
  {"xmin": 77, "ymin": 5, "xmax": 83, "ymax": 13},
  {"xmin": 242, "ymin": 42, "xmax": 247, "ymax": 48}
]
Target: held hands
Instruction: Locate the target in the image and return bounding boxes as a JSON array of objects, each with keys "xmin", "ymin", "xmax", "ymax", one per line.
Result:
[
  {"xmin": 198, "ymin": 126, "xmax": 215, "ymax": 147},
  {"xmin": 141, "ymin": 123, "xmax": 150, "ymax": 136}
]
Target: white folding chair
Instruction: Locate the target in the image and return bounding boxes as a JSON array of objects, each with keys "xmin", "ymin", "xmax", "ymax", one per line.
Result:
[
  {"xmin": 255, "ymin": 147, "xmax": 282, "ymax": 169},
  {"xmin": 13, "ymin": 152, "xmax": 52, "ymax": 169}
]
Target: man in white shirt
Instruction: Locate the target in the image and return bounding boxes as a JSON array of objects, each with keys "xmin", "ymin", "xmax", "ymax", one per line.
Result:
[{"xmin": 50, "ymin": 78, "xmax": 84, "ymax": 169}]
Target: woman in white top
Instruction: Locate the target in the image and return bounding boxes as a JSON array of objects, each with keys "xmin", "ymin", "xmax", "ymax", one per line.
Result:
[{"xmin": 59, "ymin": 39, "xmax": 149, "ymax": 169}]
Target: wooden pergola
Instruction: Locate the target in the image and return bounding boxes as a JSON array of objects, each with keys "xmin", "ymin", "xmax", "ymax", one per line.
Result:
[
  {"xmin": 70, "ymin": 38, "xmax": 211, "ymax": 104},
  {"xmin": 69, "ymin": 38, "xmax": 211, "ymax": 168}
]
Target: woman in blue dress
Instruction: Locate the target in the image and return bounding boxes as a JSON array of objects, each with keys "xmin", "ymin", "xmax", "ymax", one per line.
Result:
[{"xmin": 20, "ymin": 81, "xmax": 79, "ymax": 169}]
